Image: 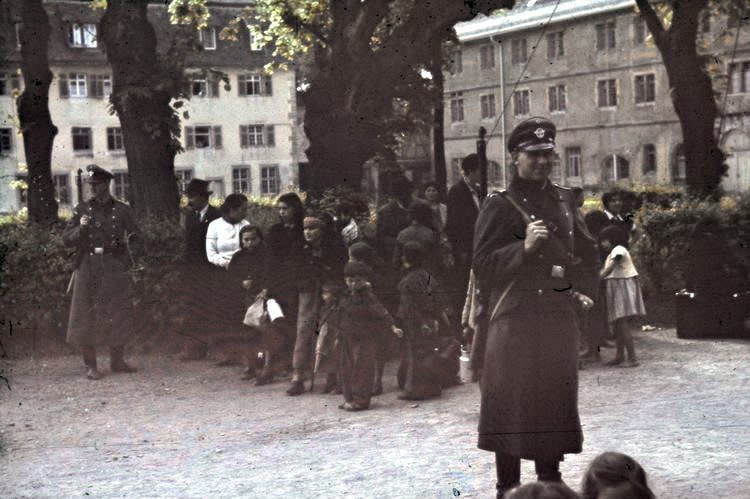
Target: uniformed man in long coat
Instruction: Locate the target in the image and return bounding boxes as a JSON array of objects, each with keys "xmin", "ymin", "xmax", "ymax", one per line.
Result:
[
  {"xmin": 64, "ymin": 165, "xmax": 143, "ymax": 380},
  {"xmin": 177, "ymin": 179, "xmax": 221, "ymax": 361},
  {"xmin": 472, "ymin": 117, "xmax": 599, "ymax": 496}
]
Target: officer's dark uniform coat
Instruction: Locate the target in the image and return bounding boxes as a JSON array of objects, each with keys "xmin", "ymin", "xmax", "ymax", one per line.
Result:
[
  {"xmin": 473, "ymin": 177, "xmax": 598, "ymax": 460},
  {"xmin": 64, "ymin": 198, "xmax": 142, "ymax": 347}
]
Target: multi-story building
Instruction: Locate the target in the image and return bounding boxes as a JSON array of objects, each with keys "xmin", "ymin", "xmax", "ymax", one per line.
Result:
[
  {"xmin": 0, "ymin": 0, "xmax": 299, "ymax": 213},
  {"xmin": 444, "ymin": 0, "xmax": 750, "ymax": 192}
]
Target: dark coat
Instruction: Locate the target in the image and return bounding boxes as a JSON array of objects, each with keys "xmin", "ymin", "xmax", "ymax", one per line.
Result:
[
  {"xmin": 266, "ymin": 222, "xmax": 304, "ymax": 305},
  {"xmin": 184, "ymin": 205, "xmax": 221, "ymax": 267},
  {"xmin": 376, "ymin": 200, "xmax": 410, "ymax": 263},
  {"xmin": 64, "ymin": 198, "xmax": 142, "ymax": 347},
  {"xmin": 446, "ymin": 179, "xmax": 480, "ymax": 259},
  {"xmin": 472, "ymin": 177, "xmax": 598, "ymax": 460}
]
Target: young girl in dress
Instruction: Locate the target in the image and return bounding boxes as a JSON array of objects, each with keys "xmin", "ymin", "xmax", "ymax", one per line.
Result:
[{"xmin": 599, "ymin": 226, "xmax": 646, "ymax": 368}]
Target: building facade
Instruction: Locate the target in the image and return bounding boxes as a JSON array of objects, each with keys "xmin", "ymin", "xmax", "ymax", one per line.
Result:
[
  {"xmin": 0, "ymin": 0, "xmax": 298, "ymax": 214},
  {"xmin": 444, "ymin": 0, "xmax": 750, "ymax": 193}
]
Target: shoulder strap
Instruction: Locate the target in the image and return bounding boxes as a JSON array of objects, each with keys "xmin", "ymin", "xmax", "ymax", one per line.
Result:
[{"xmin": 496, "ymin": 190, "xmax": 534, "ymax": 225}]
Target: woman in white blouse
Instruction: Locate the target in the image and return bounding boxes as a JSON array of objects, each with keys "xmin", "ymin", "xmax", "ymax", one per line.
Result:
[
  {"xmin": 206, "ymin": 194, "xmax": 250, "ymax": 269},
  {"xmin": 205, "ymin": 194, "xmax": 250, "ymax": 366}
]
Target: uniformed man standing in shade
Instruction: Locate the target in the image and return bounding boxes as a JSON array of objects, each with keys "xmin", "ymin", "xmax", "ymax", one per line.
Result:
[
  {"xmin": 64, "ymin": 165, "xmax": 143, "ymax": 380},
  {"xmin": 472, "ymin": 118, "xmax": 599, "ymax": 497}
]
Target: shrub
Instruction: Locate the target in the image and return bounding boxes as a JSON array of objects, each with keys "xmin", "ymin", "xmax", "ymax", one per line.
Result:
[{"xmin": 631, "ymin": 193, "xmax": 750, "ymax": 323}]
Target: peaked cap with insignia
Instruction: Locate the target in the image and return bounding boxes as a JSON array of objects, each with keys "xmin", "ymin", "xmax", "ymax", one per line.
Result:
[
  {"xmin": 507, "ymin": 116, "xmax": 556, "ymax": 153},
  {"xmin": 85, "ymin": 164, "xmax": 114, "ymax": 184}
]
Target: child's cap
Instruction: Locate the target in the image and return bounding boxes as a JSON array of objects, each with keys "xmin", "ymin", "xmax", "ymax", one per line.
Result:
[
  {"xmin": 598, "ymin": 225, "xmax": 629, "ymax": 247},
  {"xmin": 344, "ymin": 261, "xmax": 372, "ymax": 279}
]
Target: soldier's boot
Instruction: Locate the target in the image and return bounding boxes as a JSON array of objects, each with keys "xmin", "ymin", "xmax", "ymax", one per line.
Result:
[
  {"xmin": 110, "ymin": 346, "xmax": 137, "ymax": 373},
  {"xmin": 534, "ymin": 459, "xmax": 562, "ymax": 483},
  {"xmin": 372, "ymin": 363, "xmax": 384, "ymax": 396},
  {"xmin": 82, "ymin": 346, "xmax": 102, "ymax": 380}
]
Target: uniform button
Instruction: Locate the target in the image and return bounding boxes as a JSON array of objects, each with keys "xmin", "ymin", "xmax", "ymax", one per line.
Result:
[
  {"xmin": 569, "ymin": 231, "xmax": 573, "ymax": 235},
  {"xmin": 537, "ymin": 289, "xmax": 543, "ymax": 295}
]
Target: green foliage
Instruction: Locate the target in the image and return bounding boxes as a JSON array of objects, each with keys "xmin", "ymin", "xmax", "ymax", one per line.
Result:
[
  {"xmin": 631, "ymin": 193, "xmax": 750, "ymax": 322},
  {"xmin": 0, "ymin": 201, "xmax": 279, "ymax": 357}
]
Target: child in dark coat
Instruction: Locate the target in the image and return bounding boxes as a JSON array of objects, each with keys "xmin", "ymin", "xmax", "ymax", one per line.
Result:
[
  {"xmin": 330, "ymin": 261, "xmax": 403, "ymax": 411},
  {"xmin": 227, "ymin": 225, "xmax": 270, "ymax": 380}
]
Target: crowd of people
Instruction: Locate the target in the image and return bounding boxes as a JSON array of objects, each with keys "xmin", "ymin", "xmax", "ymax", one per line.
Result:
[{"xmin": 63, "ymin": 116, "xmax": 657, "ymax": 495}]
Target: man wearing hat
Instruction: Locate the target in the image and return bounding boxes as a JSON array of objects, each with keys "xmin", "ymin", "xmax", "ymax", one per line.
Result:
[
  {"xmin": 177, "ymin": 179, "xmax": 221, "ymax": 361},
  {"xmin": 63, "ymin": 165, "xmax": 143, "ymax": 380},
  {"xmin": 446, "ymin": 153, "xmax": 483, "ymax": 315},
  {"xmin": 472, "ymin": 117, "xmax": 599, "ymax": 495}
]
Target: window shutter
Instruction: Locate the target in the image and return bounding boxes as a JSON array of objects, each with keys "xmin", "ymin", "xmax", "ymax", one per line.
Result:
[
  {"xmin": 238, "ymin": 75, "xmax": 244, "ymax": 96},
  {"xmin": 213, "ymin": 126, "xmax": 222, "ymax": 149},
  {"xmin": 89, "ymin": 75, "xmax": 99, "ymax": 98},
  {"xmin": 210, "ymin": 78, "xmax": 219, "ymax": 98},
  {"xmin": 185, "ymin": 127, "xmax": 194, "ymax": 149},
  {"xmin": 264, "ymin": 75, "xmax": 273, "ymax": 96},
  {"xmin": 59, "ymin": 73, "xmax": 69, "ymax": 98},
  {"xmin": 240, "ymin": 125, "xmax": 248, "ymax": 147},
  {"xmin": 266, "ymin": 125, "xmax": 275, "ymax": 146}
]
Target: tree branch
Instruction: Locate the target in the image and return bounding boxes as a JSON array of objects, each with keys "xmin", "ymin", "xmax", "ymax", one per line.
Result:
[{"xmin": 635, "ymin": 0, "xmax": 667, "ymax": 49}]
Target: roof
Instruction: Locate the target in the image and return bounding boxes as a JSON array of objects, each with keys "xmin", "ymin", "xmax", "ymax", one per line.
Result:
[{"xmin": 455, "ymin": 0, "xmax": 636, "ymax": 42}]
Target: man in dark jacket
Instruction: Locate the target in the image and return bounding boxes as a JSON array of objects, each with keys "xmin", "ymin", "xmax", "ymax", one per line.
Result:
[
  {"xmin": 472, "ymin": 117, "xmax": 598, "ymax": 496},
  {"xmin": 446, "ymin": 154, "xmax": 482, "ymax": 312},
  {"xmin": 178, "ymin": 179, "xmax": 221, "ymax": 361},
  {"xmin": 64, "ymin": 165, "xmax": 143, "ymax": 380}
]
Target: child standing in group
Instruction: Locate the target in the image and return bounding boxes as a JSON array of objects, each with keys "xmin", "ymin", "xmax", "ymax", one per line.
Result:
[
  {"xmin": 228, "ymin": 225, "xmax": 269, "ymax": 380},
  {"xmin": 314, "ymin": 281, "xmax": 344, "ymax": 394},
  {"xmin": 330, "ymin": 261, "xmax": 403, "ymax": 411},
  {"xmin": 599, "ymin": 226, "xmax": 646, "ymax": 368}
]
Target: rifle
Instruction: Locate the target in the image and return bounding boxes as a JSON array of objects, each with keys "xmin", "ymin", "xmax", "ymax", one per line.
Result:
[{"xmin": 67, "ymin": 169, "xmax": 85, "ymax": 295}]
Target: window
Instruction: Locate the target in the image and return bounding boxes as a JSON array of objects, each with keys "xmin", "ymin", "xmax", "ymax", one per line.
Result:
[
  {"xmin": 69, "ymin": 23, "xmax": 97, "ymax": 48},
  {"xmin": 107, "ymin": 127, "xmax": 124, "ymax": 151},
  {"xmin": 238, "ymin": 74, "xmax": 272, "ymax": 96},
  {"xmin": 634, "ymin": 74, "xmax": 656, "ymax": 104},
  {"xmin": 728, "ymin": 61, "xmax": 750, "ymax": 94},
  {"xmin": 192, "ymin": 77, "xmax": 207, "ymax": 97},
  {"xmin": 240, "ymin": 125, "xmax": 275, "ymax": 147},
  {"xmin": 89, "ymin": 75, "xmax": 111, "ymax": 99},
  {"xmin": 199, "ymin": 27, "xmax": 217, "ymax": 50},
  {"xmin": 175, "ymin": 169, "xmax": 194, "ymax": 194},
  {"xmin": 232, "ymin": 166, "xmax": 251, "ymax": 193},
  {"xmin": 643, "ymin": 144, "xmax": 656, "ymax": 174},
  {"xmin": 0, "ymin": 128, "xmax": 12, "ymax": 156},
  {"xmin": 602, "ymin": 154, "xmax": 630, "ymax": 183},
  {"xmin": 565, "ymin": 147, "xmax": 581, "ymax": 177},
  {"xmin": 513, "ymin": 89, "xmax": 530, "ymax": 116},
  {"xmin": 450, "ymin": 50, "xmax": 463, "ymax": 75},
  {"xmin": 546, "ymin": 31, "xmax": 564, "ymax": 58},
  {"xmin": 261, "ymin": 165, "xmax": 281, "ymax": 196},
  {"xmin": 208, "ymin": 178, "xmax": 225, "ymax": 199},
  {"xmin": 480, "ymin": 94, "xmax": 496, "ymax": 119},
  {"xmin": 511, "ymin": 38, "xmax": 527, "ymax": 64},
  {"xmin": 597, "ymin": 79, "xmax": 617, "ymax": 107},
  {"xmin": 595, "ymin": 21, "xmax": 616, "ymax": 50},
  {"xmin": 633, "ymin": 17, "xmax": 647, "ymax": 45},
  {"xmin": 548, "ymin": 84, "xmax": 566, "ymax": 113},
  {"xmin": 672, "ymin": 144, "xmax": 686, "ymax": 183},
  {"xmin": 0, "ymin": 72, "xmax": 21, "ymax": 95},
  {"xmin": 112, "ymin": 172, "xmax": 129, "ymax": 202},
  {"xmin": 450, "ymin": 158, "xmax": 461, "ymax": 183},
  {"xmin": 72, "ymin": 127, "xmax": 92, "ymax": 153},
  {"xmin": 53, "ymin": 174, "xmax": 70, "ymax": 205},
  {"xmin": 488, "ymin": 160, "xmax": 502, "ymax": 185},
  {"xmin": 184, "ymin": 126, "xmax": 222, "ymax": 149},
  {"xmin": 449, "ymin": 92, "xmax": 464, "ymax": 122},
  {"xmin": 67, "ymin": 73, "xmax": 87, "ymax": 98},
  {"xmin": 480, "ymin": 44, "xmax": 495, "ymax": 69}
]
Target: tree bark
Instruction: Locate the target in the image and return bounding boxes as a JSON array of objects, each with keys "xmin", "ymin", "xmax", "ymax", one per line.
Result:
[
  {"xmin": 636, "ymin": 0, "xmax": 726, "ymax": 198},
  {"xmin": 100, "ymin": 0, "xmax": 181, "ymax": 219},
  {"xmin": 17, "ymin": 0, "xmax": 58, "ymax": 223}
]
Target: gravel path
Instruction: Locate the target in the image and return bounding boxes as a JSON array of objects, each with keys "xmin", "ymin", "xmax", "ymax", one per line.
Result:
[{"xmin": 1, "ymin": 328, "xmax": 749, "ymax": 498}]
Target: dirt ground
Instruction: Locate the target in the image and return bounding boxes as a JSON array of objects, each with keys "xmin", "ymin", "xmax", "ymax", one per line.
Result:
[{"xmin": 1, "ymin": 328, "xmax": 749, "ymax": 498}]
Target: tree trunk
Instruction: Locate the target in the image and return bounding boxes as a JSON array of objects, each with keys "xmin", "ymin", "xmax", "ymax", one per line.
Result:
[
  {"xmin": 431, "ymin": 39, "xmax": 447, "ymax": 196},
  {"xmin": 17, "ymin": 0, "xmax": 58, "ymax": 223},
  {"xmin": 636, "ymin": 0, "xmax": 726, "ymax": 199},
  {"xmin": 100, "ymin": 0, "xmax": 180, "ymax": 219}
]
